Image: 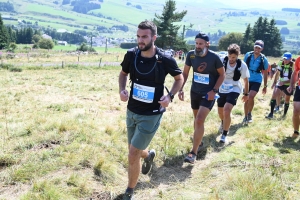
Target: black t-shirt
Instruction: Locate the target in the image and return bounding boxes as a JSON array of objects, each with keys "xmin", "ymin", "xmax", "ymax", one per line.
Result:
[
  {"xmin": 120, "ymin": 48, "xmax": 182, "ymax": 115},
  {"xmin": 185, "ymin": 50, "xmax": 223, "ymax": 95}
]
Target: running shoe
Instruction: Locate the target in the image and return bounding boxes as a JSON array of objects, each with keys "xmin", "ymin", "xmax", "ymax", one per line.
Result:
[{"xmin": 141, "ymin": 149, "xmax": 155, "ymax": 175}]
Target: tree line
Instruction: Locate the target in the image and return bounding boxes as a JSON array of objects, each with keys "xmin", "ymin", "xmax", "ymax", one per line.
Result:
[
  {"xmin": 0, "ymin": 1, "xmax": 14, "ymax": 12},
  {"xmin": 0, "ymin": 14, "xmax": 87, "ymax": 50},
  {"xmin": 219, "ymin": 16, "xmax": 283, "ymax": 56},
  {"xmin": 148, "ymin": 0, "xmax": 284, "ymax": 57}
]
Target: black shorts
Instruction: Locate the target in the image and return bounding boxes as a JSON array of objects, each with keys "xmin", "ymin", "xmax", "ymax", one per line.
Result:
[
  {"xmin": 190, "ymin": 91, "xmax": 216, "ymax": 110},
  {"xmin": 276, "ymin": 85, "xmax": 293, "ymax": 96},
  {"xmin": 217, "ymin": 92, "xmax": 240, "ymax": 107},
  {"xmin": 249, "ymin": 82, "xmax": 261, "ymax": 93},
  {"xmin": 293, "ymin": 86, "xmax": 300, "ymax": 102}
]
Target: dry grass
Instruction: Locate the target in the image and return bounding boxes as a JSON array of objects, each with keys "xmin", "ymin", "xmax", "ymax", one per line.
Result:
[{"xmin": 0, "ymin": 54, "xmax": 299, "ymax": 200}]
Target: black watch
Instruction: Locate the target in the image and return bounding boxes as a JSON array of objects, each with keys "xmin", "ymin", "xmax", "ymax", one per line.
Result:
[
  {"xmin": 212, "ymin": 88, "xmax": 218, "ymax": 93},
  {"xmin": 168, "ymin": 92, "xmax": 174, "ymax": 102},
  {"xmin": 243, "ymin": 93, "xmax": 249, "ymax": 96}
]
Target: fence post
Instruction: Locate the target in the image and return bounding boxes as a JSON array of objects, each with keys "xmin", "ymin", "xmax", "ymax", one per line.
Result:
[
  {"xmin": 62, "ymin": 61, "xmax": 64, "ymax": 68},
  {"xmin": 99, "ymin": 58, "xmax": 102, "ymax": 68}
]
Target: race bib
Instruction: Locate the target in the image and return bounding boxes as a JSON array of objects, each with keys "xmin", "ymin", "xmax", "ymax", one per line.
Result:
[
  {"xmin": 132, "ymin": 83, "xmax": 155, "ymax": 103},
  {"xmin": 194, "ymin": 73, "xmax": 209, "ymax": 84},
  {"xmin": 220, "ymin": 83, "xmax": 234, "ymax": 93}
]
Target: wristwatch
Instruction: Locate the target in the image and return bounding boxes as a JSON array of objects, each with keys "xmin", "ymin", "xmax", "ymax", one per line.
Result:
[
  {"xmin": 168, "ymin": 92, "xmax": 174, "ymax": 102},
  {"xmin": 212, "ymin": 88, "xmax": 218, "ymax": 93},
  {"xmin": 243, "ymin": 93, "xmax": 249, "ymax": 96}
]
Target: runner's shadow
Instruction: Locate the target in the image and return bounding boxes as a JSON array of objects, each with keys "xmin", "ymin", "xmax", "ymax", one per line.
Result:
[
  {"xmin": 273, "ymin": 137, "xmax": 300, "ymax": 153},
  {"xmin": 227, "ymin": 122, "xmax": 244, "ymax": 136}
]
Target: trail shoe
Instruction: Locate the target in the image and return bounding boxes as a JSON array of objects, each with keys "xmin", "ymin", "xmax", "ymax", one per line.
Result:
[
  {"xmin": 184, "ymin": 151, "xmax": 197, "ymax": 164},
  {"xmin": 266, "ymin": 113, "xmax": 273, "ymax": 119},
  {"xmin": 218, "ymin": 123, "xmax": 223, "ymax": 134},
  {"xmin": 242, "ymin": 116, "xmax": 248, "ymax": 125},
  {"xmin": 123, "ymin": 192, "xmax": 134, "ymax": 200},
  {"xmin": 220, "ymin": 135, "xmax": 226, "ymax": 143},
  {"xmin": 197, "ymin": 142, "xmax": 205, "ymax": 153},
  {"xmin": 274, "ymin": 106, "xmax": 280, "ymax": 113},
  {"xmin": 247, "ymin": 113, "xmax": 253, "ymax": 123},
  {"xmin": 292, "ymin": 131, "xmax": 299, "ymax": 139},
  {"xmin": 142, "ymin": 149, "xmax": 155, "ymax": 175}
]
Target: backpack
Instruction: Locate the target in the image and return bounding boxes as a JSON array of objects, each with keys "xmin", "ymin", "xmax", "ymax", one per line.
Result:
[
  {"xmin": 127, "ymin": 47, "xmax": 166, "ymax": 85},
  {"xmin": 279, "ymin": 60, "xmax": 293, "ymax": 79},
  {"xmin": 126, "ymin": 47, "xmax": 172, "ymax": 96},
  {"xmin": 223, "ymin": 56, "xmax": 242, "ymax": 81},
  {"xmin": 245, "ymin": 51, "xmax": 265, "ymax": 73}
]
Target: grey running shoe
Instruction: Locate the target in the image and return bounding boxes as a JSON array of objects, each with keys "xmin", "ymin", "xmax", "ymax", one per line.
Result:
[
  {"xmin": 292, "ymin": 131, "xmax": 299, "ymax": 139},
  {"xmin": 184, "ymin": 151, "xmax": 197, "ymax": 164},
  {"xmin": 247, "ymin": 113, "xmax": 253, "ymax": 123},
  {"xmin": 219, "ymin": 122, "xmax": 223, "ymax": 134},
  {"xmin": 242, "ymin": 116, "xmax": 248, "ymax": 125},
  {"xmin": 266, "ymin": 113, "xmax": 273, "ymax": 119},
  {"xmin": 274, "ymin": 106, "xmax": 280, "ymax": 113},
  {"xmin": 123, "ymin": 192, "xmax": 134, "ymax": 200},
  {"xmin": 220, "ymin": 135, "xmax": 226, "ymax": 143},
  {"xmin": 197, "ymin": 142, "xmax": 205, "ymax": 153},
  {"xmin": 142, "ymin": 149, "xmax": 155, "ymax": 175}
]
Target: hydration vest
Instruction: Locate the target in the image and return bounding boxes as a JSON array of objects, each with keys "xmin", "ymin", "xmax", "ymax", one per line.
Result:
[
  {"xmin": 223, "ymin": 56, "xmax": 242, "ymax": 81},
  {"xmin": 279, "ymin": 60, "xmax": 293, "ymax": 80},
  {"xmin": 245, "ymin": 51, "xmax": 265, "ymax": 73},
  {"xmin": 127, "ymin": 47, "xmax": 166, "ymax": 85}
]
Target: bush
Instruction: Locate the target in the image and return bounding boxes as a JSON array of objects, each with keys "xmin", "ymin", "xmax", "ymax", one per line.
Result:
[
  {"xmin": 38, "ymin": 38, "xmax": 54, "ymax": 49},
  {"xmin": 0, "ymin": 63, "xmax": 14, "ymax": 70},
  {"xmin": 8, "ymin": 67, "xmax": 22, "ymax": 72}
]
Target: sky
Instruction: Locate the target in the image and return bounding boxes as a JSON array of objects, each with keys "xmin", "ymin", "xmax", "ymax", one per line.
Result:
[{"xmin": 216, "ymin": 0, "xmax": 300, "ymax": 10}]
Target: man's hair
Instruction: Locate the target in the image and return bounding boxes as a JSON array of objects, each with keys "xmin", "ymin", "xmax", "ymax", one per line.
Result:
[
  {"xmin": 227, "ymin": 43, "xmax": 240, "ymax": 55},
  {"xmin": 138, "ymin": 20, "xmax": 157, "ymax": 36}
]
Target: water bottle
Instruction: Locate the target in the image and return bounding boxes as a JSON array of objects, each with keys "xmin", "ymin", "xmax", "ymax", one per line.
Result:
[{"xmin": 205, "ymin": 94, "xmax": 220, "ymax": 100}]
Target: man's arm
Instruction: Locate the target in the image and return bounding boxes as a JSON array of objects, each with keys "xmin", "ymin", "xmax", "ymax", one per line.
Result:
[
  {"xmin": 159, "ymin": 73, "xmax": 184, "ymax": 107},
  {"xmin": 178, "ymin": 64, "xmax": 191, "ymax": 101},
  {"xmin": 242, "ymin": 77, "xmax": 249, "ymax": 102},
  {"xmin": 206, "ymin": 66, "xmax": 225, "ymax": 100},
  {"xmin": 272, "ymin": 70, "xmax": 280, "ymax": 88},
  {"xmin": 214, "ymin": 67, "xmax": 225, "ymax": 90},
  {"xmin": 119, "ymin": 70, "xmax": 129, "ymax": 102},
  {"xmin": 169, "ymin": 74, "xmax": 184, "ymax": 96},
  {"xmin": 262, "ymin": 69, "xmax": 268, "ymax": 87},
  {"xmin": 261, "ymin": 68, "xmax": 268, "ymax": 95},
  {"xmin": 289, "ymin": 69, "xmax": 299, "ymax": 88},
  {"xmin": 243, "ymin": 77, "xmax": 249, "ymax": 94}
]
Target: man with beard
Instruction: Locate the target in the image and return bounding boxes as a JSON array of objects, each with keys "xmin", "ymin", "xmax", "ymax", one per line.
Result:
[
  {"xmin": 217, "ymin": 44, "xmax": 249, "ymax": 143},
  {"xmin": 119, "ymin": 20, "xmax": 183, "ymax": 200},
  {"xmin": 243, "ymin": 40, "xmax": 269, "ymax": 124},
  {"xmin": 178, "ymin": 32, "xmax": 225, "ymax": 164}
]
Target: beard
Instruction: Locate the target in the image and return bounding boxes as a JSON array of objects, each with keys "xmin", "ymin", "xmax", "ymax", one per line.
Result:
[
  {"xmin": 194, "ymin": 47, "xmax": 207, "ymax": 56},
  {"xmin": 138, "ymin": 40, "xmax": 153, "ymax": 51},
  {"xmin": 229, "ymin": 60, "xmax": 236, "ymax": 65}
]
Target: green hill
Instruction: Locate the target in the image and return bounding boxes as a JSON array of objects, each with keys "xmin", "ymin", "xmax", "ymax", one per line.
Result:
[{"xmin": 1, "ymin": 0, "xmax": 300, "ymax": 51}]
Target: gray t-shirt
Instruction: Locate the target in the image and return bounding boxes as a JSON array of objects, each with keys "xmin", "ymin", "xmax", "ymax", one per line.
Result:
[{"xmin": 185, "ymin": 50, "xmax": 224, "ymax": 95}]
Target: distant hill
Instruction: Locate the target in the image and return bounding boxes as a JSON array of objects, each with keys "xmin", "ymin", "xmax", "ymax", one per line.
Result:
[{"xmin": 1, "ymin": 0, "xmax": 300, "ymax": 52}]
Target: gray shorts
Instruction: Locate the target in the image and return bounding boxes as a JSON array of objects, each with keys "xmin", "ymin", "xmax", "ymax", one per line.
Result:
[{"xmin": 126, "ymin": 109, "xmax": 163, "ymax": 150}]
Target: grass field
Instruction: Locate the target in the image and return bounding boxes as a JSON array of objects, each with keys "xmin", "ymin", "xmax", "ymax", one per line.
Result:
[
  {"xmin": 2, "ymin": 0, "xmax": 300, "ymax": 44},
  {"xmin": 0, "ymin": 51, "xmax": 299, "ymax": 199}
]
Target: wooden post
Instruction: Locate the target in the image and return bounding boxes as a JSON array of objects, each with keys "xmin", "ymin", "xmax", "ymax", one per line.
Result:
[
  {"xmin": 99, "ymin": 58, "xmax": 102, "ymax": 68},
  {"xmin": 62, "ymin": 61, "xmax": 64, "ymax": 68}
]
